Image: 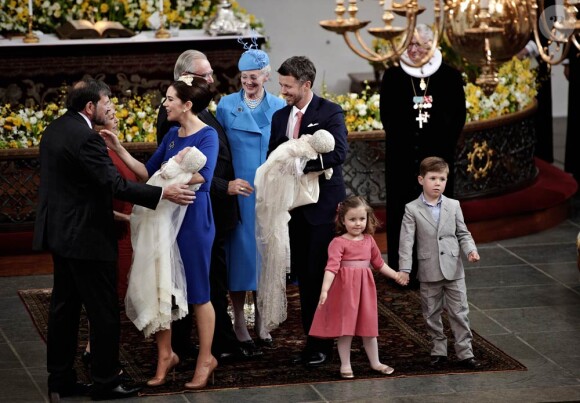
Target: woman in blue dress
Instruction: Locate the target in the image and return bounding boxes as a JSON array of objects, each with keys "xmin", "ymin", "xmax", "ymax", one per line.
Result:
[
  {"xmin": 216, "ymin": 48, "xmax": 285, "ymax": 350},
  {"xmin": 102, "ymin": 77, "xmax": 219, "ymax": 390}
]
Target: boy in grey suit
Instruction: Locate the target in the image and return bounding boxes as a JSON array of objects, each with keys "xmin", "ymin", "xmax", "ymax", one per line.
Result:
[{"xmin": 398, "ymin": 157, "xmax": 481, "ymax": 369}]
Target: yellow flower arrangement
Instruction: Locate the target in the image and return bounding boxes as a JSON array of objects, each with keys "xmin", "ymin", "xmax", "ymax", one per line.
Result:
[
  {"xmin": 464, "ymin": 57, "xmax": 538, "ymax": 122},
  {"xmin": 112, "ymin": 94, "xmax": 157, "ymax": 143},
  {"xmin": 0, "ymin": 103, "xmax": 66, "ymax": 149},
  {"xmin": 0, "ymin": 0, "xmax": 264, "ymax": 34},
  {"xmin": 0, "ymin": 93, "xmax": 158, "ymax": 149},
  {"xmin": 322, "ymin": 84, "xmax": 383, "ymax": 133}
]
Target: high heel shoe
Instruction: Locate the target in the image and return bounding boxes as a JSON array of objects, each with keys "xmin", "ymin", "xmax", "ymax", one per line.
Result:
[
  {"xmin": 184, "ymin": 356, "xmax": 217, "ymax": 390},
  {"xmin": 147, "ymin": 353, "xmax": 180, "ymax": 387},
  {"xmin": 373, "ymin": 364, "xmax": 395, "ymax": 375}
]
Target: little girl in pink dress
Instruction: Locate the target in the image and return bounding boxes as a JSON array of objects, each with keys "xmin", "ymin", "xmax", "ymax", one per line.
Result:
[{"xmin": 309, "ymin": 195, "xmax": 407, "ymax": 379}]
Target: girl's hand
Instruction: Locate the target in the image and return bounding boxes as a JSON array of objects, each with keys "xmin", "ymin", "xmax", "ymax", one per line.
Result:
[
  {"xmin": 99, "ymin": 129, "xmax": 121, "ymax": 152},
  {"xmin": 318, "ymin": 291, "xmax": 328, "ymax": 306},
  {"xmin": 397, "ymin": 272, "xmax": 410, "ymax": 286}
]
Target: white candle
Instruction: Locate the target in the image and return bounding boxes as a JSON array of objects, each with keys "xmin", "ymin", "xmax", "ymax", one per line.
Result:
[
  {"xmin": 480, "ymin": 0, "xmax": 489, "ymax": 8},
  {"xmin": 28, "ymin": 0, "xmax": 33, "ymax": 16},
  {"xmin": 384, "ymin": 0, "xmax": 392, "ymax": 10},
  {"xmin": 159, "ymin": 0, "xmax": 163, "ymax": 14}
]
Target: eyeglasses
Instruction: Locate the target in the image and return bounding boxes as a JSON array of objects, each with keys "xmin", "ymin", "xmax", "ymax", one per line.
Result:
[
  {"xmin": 183, "ymin": 71, "xmax": 214, "ymax": 79},
  {"xmin": 408, "ymin": 42, "xmax": 427, "ymax": 50}
]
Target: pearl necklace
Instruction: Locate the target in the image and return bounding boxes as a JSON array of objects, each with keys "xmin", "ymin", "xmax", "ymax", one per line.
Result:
[{"xmin": 244, "ymin": 91, "xmax": 264, "ymax": 109}]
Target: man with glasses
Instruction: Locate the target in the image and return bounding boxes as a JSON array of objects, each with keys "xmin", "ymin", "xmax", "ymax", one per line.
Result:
[
  {"xmin": 156, "ymin": 50, "xmax": 261, "ymax": 363},
  {"xmin": 379, "ymin": 25, "xmax": 466, "ymax": 293}
]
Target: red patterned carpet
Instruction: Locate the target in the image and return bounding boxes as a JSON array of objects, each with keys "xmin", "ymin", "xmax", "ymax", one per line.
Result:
[{"xmin": 19, "ymin": 278, "xmax": 525, "ymax": 396}]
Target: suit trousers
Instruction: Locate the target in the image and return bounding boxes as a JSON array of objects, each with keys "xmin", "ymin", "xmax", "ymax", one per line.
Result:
[
  {"xmin": 47, "ymin": 254, "xmax": 120, "ymax": 391},
  {"xmin": 289, "ymin": 212, "xmax": 334, "ymax": 356},
  {"xmin": 419, "ymin": 277, "xmax": 474, "ymax": 360}
]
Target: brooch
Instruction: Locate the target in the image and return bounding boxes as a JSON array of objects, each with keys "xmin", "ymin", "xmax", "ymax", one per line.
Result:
[{"xmin": 168, "ymin": 140, "xmax": 175, "ymax": 150}]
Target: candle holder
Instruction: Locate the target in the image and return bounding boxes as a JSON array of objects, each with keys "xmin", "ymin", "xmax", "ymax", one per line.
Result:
[
  {"xmin": 23, "ymin": 15, "xmax": 39, "ymax": 43},
  {"xmin": 155, "ymin": 11, "xmax": 171, "ymax": 39}
]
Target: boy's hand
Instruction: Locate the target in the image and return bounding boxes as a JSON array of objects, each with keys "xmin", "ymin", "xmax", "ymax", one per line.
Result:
[
  {"xmin": 318, "ymin": 291, "xmax": 328, "ymax": 306},
  {"xmin": 468, "ymin": 251, "xmax": 480, "ymax": 262},
  {"xmin": 398, "ymin": 272, "xmax": 410, "ymax": 286}
]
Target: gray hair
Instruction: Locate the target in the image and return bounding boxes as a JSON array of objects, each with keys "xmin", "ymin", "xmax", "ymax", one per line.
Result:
[
  {"xmin": 261, "ymin": 64, "xmax": 271, "ymax": 80},
  {"xmin": 173, "ymin": 50, "xmax": 208, "ymax": 80},
  {"xmin": 414, "ymin": 24, "xmax": 434, "ymax": 46}
]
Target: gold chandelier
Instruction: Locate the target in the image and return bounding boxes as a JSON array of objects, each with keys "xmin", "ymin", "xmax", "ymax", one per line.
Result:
[{"xmin": 320, "ymin": 0, "xmax": 580, "ymax": 94}]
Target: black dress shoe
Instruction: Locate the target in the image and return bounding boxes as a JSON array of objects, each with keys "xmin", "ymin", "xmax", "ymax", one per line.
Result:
[
  {"xmin": 256, "ymin": 337, "xmax": 275, "ymax": 349},
  {"xmin": 460, "ymin": 357, "xmax": 481, "ymax": 369},
  {"xmin": 91, "ymin": 383, "xmax": 141, "ymax": 401},
  {"xmin": 430, "ymin": 355, "xmax": 448, "ymax": 367},
  {"xmin": 306, "ymin": 352, "xmax": 329, "ymax": 367},
  {"xmin": 291, "ymin": 354, "xmax": 304, "ymax": 364},
  {"xmin": 49, "ymin": 382, "xmax": 92, "ymax": 402},
  {"xmin": 238, "ymin": 342, "xmax": 264, "ymax": 358}
]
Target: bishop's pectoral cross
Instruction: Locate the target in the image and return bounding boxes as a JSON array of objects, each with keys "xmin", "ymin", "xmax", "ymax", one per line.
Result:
[{"xmin": 416, "ymin": 111, "xmax": 430, "ymax": 129}]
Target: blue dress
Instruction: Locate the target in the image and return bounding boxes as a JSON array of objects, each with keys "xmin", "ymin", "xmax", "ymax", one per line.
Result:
[
  {"xmin": 146, "ymin": 125, "xmax": 218, "ymax": 304},
  {"xmin": 216, "ymin": 90, "xmax": 285, "ymax": 291}
]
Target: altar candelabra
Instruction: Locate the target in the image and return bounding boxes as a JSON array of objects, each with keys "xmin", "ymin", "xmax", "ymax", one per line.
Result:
[
  {"xmin": 23, "ymin": 0, "xmax": 39, "ymax": 43},
  {"xmin": 320, "ymin": 0, "xmax": 580, "ymax": 93},
  {"xmin": 155, "ymin": 0, "xmax": 171, "ymax": 38}
]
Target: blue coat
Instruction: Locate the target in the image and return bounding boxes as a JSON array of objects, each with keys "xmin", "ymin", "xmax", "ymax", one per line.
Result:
[{"xmin": 216, "ymin": 89, "xmax": 286, "ymax": 291}]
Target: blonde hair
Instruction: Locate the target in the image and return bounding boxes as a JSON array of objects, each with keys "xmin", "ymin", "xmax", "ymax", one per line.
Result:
[{"xmin": 335, "ymin": 195, "xmax": 380, "ymax": 236}]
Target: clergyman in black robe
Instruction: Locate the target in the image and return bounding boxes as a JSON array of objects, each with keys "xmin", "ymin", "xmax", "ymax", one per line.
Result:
[{"xmin": 379, "ymin": 24, "xmax": 466, "ymax": 281}]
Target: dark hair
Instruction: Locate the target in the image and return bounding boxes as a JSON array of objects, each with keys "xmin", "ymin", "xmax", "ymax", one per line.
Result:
[
  {"xmin": 335, "ymin": 195, "xmax": 380, "ymax": 236},
  {"xmin": 277, "ymin": 56, "xmax": 316, "ymax": 86},
  {"xmin": 419, "ymin": 156, "xmax": 449, "ymax": 177},
  {"xmin": 66, "ymin": 79, "xmax": 111, "ymax": 112},
  {"xmin": 170, "ymin": 77, "xmax": 214, "ymax": 114}
]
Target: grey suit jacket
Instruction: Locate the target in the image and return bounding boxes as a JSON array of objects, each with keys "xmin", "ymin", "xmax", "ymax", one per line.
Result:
[{"xmin": 398, "ymin": 195, "xmax": 476, "ymax": 282}]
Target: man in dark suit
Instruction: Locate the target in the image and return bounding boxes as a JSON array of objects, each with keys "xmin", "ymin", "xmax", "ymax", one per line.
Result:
[
  {"xmin": 33, "ymin": 79, "xmax": 194, "ymax": 402},
  {"xmin": 157, "ymin": 50, "xmax": 261, "ymax": 361},
  {"xmin": 268, "ymin": 56, "xmax": 348, "ymax": 367}
]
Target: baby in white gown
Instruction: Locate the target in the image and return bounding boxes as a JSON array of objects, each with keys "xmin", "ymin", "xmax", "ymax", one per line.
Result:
[
  {"xmin": 125, "ymin": 146, "xmax": 206, "ymax": 338},
  {"xmin": 254, "ymin": 129, "xmax": 335, "ymax": 332}
]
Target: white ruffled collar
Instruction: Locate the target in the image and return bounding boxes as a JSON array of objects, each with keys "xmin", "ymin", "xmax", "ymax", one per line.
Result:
[{"xmin": 400, "ymin": 49, "xmax": 442, "ymax": 78}]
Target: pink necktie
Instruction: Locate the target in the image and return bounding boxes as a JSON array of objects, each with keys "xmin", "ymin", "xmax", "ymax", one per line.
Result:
[{"xmin": 292, "ymin": 111, "xmax": 303, "ymax": 139}]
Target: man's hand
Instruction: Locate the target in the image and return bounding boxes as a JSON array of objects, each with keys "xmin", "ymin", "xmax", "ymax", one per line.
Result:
[
  {"xmin": 163, "ymin": 183, "xmax": 195, "ymax": 205},
  {"xmin": 468, "ymin": 251, "xmax": 480, "ymax": 263},
  {"xmin": 227, "ymin": 179, "xmax": 253, "ymax": 197}
]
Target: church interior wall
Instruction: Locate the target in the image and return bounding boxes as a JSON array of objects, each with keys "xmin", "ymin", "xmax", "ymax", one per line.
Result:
[{"xmin": 244, "ymin": 0, "xmax": 569, "ymax": 117}]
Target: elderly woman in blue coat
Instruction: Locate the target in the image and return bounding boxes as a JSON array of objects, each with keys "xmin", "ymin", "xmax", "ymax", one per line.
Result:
[{"xmin": 216, "ymin": 49, "xmax": 285, "ymax": 351}]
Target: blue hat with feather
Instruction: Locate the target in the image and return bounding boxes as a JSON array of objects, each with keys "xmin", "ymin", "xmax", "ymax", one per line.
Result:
[
  {"xmin": 237, "ymin": 33, "xmax": 269, "ymax": 71},
  {"xmin": 238, "ymin": 49, "xmax": 269, "ymax": 71}
]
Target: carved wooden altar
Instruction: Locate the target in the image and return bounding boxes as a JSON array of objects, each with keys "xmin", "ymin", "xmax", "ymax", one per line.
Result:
[
  {"xmin": 0, "ymin": 102, "xmax": 539, "ymax": 237},
  {"xmin": 0, "ymin": 30, "xmax": 264, "ymax": 107}
]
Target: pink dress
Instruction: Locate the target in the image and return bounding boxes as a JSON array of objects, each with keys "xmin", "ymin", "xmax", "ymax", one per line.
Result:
[{"xmin": 309, "ymin": 234, "xmax": 385, "ymax": 338}]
